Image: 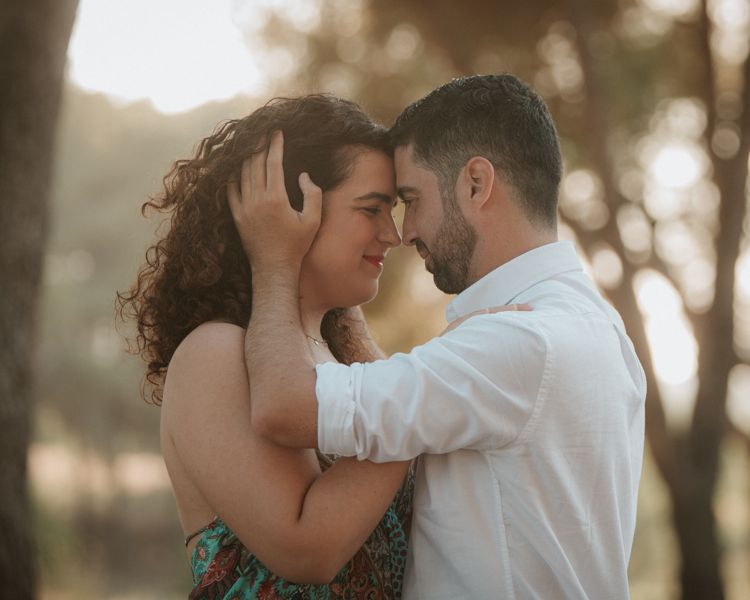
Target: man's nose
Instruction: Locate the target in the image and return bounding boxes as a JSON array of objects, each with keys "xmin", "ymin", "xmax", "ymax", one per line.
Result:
[{"xmin": 401, "ymin": 211, "xmax": 417, "ymax": 246}]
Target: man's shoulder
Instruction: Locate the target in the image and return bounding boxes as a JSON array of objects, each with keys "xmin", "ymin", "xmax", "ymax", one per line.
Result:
[
  {"xmin": 519, "ymin": 275, "xmax": 624, "ymax": 327},
  {"xmin": 429, "ymin": 311, "xmax": 551, "ymax": 373}
]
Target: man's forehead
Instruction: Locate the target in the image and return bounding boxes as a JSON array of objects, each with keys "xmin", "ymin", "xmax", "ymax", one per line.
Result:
[
  {"xmin": 394, "ymin": 143, "xmax": 431, "ymax": 185},
  {"xmin": 394, "ymin": 143, "xmax": 417, "ymax": 165}
]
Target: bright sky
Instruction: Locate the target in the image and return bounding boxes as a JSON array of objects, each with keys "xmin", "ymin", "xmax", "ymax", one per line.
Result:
[{"xmin": 67, "ymin": 0, "xmax": 268, "ymax": 113}]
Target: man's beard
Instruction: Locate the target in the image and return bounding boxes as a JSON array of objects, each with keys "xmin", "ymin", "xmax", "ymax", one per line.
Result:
[{"xmin": 420, "ymin": 199, "xmax": 477, "ymax": 294}]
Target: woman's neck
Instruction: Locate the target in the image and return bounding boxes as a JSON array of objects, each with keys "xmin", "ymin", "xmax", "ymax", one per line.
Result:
[
  {"xmin": 299, "ymin": 298, "xmax": 327, "ymax": 344},
  {"xmin": 298, "ymin": 274, "xmax": 332, "ymax": 346},
  {"xmin": 299, "ymin": 300, "xmax": 337, "ymax": 364}
]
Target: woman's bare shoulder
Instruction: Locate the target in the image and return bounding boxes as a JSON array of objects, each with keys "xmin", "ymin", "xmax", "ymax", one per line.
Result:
[
  {"xmin": 171, "ymin": 320, "xmax": 245, "ymax": 370},
  {"xmin": 163, "ymin": 321, "xmax": 248, "ymax": 416},
  {"xmin": 177, "ymin": 320, "xmax": 244, "ymax": 355}
]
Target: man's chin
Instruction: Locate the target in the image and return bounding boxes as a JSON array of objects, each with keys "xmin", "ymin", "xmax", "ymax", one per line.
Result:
[
  {"xmin": 431, "ymin": 267, "xmax": 467, "ymax": 294},
  {"xmin": 424, "ymin": 256, "xmax": 434, "ymax": 274}
]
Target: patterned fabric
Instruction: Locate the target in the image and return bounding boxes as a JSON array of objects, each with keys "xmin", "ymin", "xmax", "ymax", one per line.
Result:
[{"xmin": 188, "ymin": 461, "xmax": 414, "ymax": 600}]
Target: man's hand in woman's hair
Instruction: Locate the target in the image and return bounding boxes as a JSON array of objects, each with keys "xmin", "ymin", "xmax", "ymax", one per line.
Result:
[{"xmin": 227, "ymin": 130, "xmax": 323, "ymax": 273}]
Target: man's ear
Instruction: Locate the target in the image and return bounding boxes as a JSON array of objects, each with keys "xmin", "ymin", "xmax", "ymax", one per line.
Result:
[{"xmin": 458, "ymin": 156, "xmax": 495, "ymax": 212}]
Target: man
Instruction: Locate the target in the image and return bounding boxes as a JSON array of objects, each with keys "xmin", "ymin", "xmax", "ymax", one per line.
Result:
[{"xmin": 230, "ymin": 74, "xmax": 645, "ymax": 598}]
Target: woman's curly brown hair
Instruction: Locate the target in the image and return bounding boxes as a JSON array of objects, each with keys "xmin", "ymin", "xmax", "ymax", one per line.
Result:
[{"xmin": 117, "ymin": 95, "xmax": 392, "ymax": 404}]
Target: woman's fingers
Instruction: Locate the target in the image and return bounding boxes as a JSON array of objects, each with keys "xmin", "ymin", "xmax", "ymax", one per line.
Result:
[
  {"xmin": 239, "ymin": 156, "xmax": 253, "ymax": 207},
  {"xmin": 266, "ymin": 131, "xmax": 286, "ymax": 200},
  {"xmin": 441, "ymin": 303, "xmax": 533, "ymax": 335},
  {"xmin": 299, "ymin": 172, "xmax": 322, "ymax": 229},
  {"xmin": 487, "ymin": 303, "xmax": 532, "ymax": 314},
  {"xmin": 227, "ymin": 180, "xmax": 242, "ymax": 217},
  {"xmin": 226, "ymin": 133, "xmax": 322, "ymax": 269},
  {"xmin": 249, "ymin": 143, "xmax": 267, "ymax": 199}
]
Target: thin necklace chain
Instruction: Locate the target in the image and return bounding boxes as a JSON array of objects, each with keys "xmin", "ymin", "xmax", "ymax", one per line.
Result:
[{"xmin": 305, "ymin": 333, "xmax": 328, "ymax": 346}]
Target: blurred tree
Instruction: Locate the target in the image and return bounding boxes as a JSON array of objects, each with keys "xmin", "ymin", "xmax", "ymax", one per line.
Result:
[
  {"xmin": 256, "ymin": 0, "xmax": 750, "ymax": 597},
  {"xmin": 0, "ymin": 0, "xmax": 78, "ymax": 595}
]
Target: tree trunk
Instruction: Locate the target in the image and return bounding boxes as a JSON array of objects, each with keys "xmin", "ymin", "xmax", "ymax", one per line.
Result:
[
  {"xmin": 0, "ymin": 0, "xmax": 78, "ymax": 595},
  {"xmin": 672, "ymin": 467, "xmax": 725, "ymax": 600},
  {"xmin": 565, "ymin": 0, "xmax": 750, "ymax": 597}
]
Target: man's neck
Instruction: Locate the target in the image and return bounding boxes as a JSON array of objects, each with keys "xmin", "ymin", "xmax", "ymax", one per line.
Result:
[{"xmin": 467, "ymin": 230, "xmax": 558, "ymax": 289}]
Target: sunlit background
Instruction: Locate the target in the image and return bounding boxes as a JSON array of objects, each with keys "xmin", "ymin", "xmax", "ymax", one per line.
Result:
[
  {"xmin": 68, "ymin": 0, "xmax": 266, "ymax": 112},
  {"xmin": 30, "ymin": 0, "xmax": 750, "ymax": 598}
]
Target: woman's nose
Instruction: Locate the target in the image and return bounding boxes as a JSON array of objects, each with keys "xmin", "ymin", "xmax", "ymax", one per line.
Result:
[{"xmin": 380, "ymin": 215, "xmax": 402, "ymax": 248}]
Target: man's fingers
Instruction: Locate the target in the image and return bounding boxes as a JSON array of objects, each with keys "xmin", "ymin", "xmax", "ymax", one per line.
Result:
[
  {"xmin": 299, "ymin": 172, "xmax": 322, "ymax": 227},
  {"xmin": 266, "ymin": 131, "xmax": 286, "ymax": 198}
]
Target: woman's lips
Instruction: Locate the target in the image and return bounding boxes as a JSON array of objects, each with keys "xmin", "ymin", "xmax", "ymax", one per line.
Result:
[{"xmin": 363, "ymin": 255, "xmax": 385, "ymax": 269}]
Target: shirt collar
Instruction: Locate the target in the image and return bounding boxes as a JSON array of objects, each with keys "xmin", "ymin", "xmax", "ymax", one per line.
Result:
[{"xmin": 445, "ymin": 240, "xmax": 583, "ymax": 321}]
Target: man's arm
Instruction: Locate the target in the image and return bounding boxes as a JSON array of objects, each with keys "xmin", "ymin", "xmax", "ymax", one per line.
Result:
[{"xmin": 316, "ymin": 313, "xmax": 547, "ymax": 461}]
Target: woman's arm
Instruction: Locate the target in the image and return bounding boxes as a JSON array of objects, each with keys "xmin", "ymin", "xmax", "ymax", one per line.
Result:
[{"xmin": 162, "ymin": 321, "xmax": 409, "ymax": 584}]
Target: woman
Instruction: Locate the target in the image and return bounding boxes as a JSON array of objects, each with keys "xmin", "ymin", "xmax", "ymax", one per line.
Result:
[{"xmin": 118, "ymin": 95, "xmax": 414, "ymax": 599}]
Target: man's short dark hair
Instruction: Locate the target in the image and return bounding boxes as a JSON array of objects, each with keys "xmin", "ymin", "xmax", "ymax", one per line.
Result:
[{"xmin": 390, "ymin": 74, "xmax": 562, "ymax": 228}]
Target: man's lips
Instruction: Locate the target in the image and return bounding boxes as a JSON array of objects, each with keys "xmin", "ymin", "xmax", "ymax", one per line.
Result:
[{"xmin": 363, "ymin": 255, "xmax": 385, "ymax": 268}]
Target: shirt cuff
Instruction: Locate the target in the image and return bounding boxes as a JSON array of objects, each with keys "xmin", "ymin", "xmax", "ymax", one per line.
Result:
[{"xmin": 315, "ymin": 361, "xmax": 359, "ymax": 456}]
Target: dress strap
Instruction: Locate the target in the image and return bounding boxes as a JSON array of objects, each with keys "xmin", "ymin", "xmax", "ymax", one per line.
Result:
[{"xmin": 184, "ymin": 516, "xmax": 219, "ymax": 547}]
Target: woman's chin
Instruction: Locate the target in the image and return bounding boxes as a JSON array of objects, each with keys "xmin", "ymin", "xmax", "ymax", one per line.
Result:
[{"xmin": 334, "ymin": 283, "xmax": 379, "ymax": 308}]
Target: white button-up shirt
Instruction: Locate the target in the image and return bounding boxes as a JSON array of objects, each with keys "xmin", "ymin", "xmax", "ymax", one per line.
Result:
[{"xmin": 316, "ymin": 241, "xmax": 645, "ymax": 599}]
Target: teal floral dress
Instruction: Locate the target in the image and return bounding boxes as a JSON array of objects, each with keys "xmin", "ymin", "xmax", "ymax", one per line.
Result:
[{"xmin": 187, "ymin": 459, "xmax": 415, "ymax": 599}]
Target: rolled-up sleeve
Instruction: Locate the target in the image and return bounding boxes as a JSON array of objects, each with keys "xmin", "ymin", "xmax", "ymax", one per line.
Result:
[
  {"xmin": 316, "ymin": 360, "xmax": 361, "ymax": 456},
  {"xmin": 316, "ymin": 314, "xmax": 549, "ymax": 462}
]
